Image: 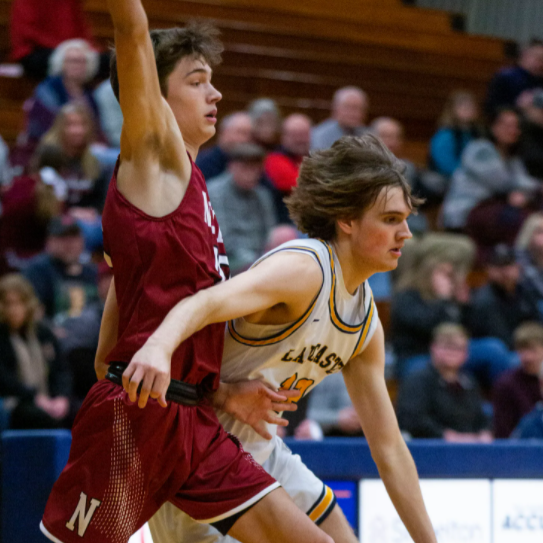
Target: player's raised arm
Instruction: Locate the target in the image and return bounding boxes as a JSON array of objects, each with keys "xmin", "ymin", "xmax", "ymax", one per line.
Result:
[
  {"xmin": 107, "ymin": 0, "xmax": 171, "ymax": 152},
  {"xmin": 342, "ymin": 322, "xmax": 437, "ymax": 543},
  {"xmin": 123, "ymin": 251, "xmax": 323, "ymax": 407}
]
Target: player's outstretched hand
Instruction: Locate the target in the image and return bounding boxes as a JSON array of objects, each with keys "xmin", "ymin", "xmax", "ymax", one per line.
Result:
[
  {"xmin": 123, "ymin": 339, "xmax": 171, "ymax": 408},
  {"xmin": 214, "ymin": 380, "xmax": 300, "ymax": 440}
]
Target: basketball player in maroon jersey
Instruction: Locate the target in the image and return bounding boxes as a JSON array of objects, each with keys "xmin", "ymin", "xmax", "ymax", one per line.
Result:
[{"xmin": 39, "ymin": 1, "xmax": 335, "ymax": 543}]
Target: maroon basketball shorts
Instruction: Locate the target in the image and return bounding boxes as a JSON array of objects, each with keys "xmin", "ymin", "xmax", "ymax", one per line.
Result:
[{"xmin": 40, "ymin": 379, "xmax": 279, "ymax": 543}]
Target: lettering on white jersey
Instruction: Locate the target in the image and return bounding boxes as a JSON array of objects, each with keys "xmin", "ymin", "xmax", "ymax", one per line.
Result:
[{"xmin": 65, "ymin": 492, "xmax": 102, "ymax": 537}]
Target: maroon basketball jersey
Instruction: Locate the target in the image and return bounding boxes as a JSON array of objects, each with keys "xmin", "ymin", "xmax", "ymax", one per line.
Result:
[{"xmin": 102, "ymin": 158, "xmax": 230, "ymax": 390}]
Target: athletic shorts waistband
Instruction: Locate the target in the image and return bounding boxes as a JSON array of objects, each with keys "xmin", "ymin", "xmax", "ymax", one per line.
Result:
[{"xmin": 106, "ymin": 362, "xmax": 203, "ymax": 406}]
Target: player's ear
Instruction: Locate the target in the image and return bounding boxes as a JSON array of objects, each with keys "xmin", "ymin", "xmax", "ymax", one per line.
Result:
[{"xmin": 336, "ymin": 218, "xmax": 353, "ymax": 235}]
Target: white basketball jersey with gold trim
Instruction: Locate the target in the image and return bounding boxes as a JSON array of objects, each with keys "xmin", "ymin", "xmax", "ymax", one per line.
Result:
[{"xmin": 216, "ymin": 238, "xmax": 379, "ymax": 464}]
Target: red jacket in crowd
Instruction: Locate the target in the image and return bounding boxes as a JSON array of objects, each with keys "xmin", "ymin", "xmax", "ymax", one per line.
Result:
[{"xmin": 10, "ymin": 0, "xmax": 93, "ymax": 61}]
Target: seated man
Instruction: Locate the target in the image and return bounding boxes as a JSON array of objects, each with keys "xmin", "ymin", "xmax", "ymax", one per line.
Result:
[
  {"xmin": 468, "ymin": 244, "xmax": 540, "ymax": 349},
  {"xmin": 512, "ymin": 361, "xmax": 543, "ymax": 439},
  {"xmin": 208, "ymin": 143, "xmax": 277, "ymax": 275},
  {"xmin": 264, "ymin": 114, "xmax": 312, "ymax": 223},
  {"xmin": 23, "ymin": 215, "xmax": 98, "ymax": 320},
  {"xmin": 396, "ymin": 323, "xmax": 492, "ymax": 442},
  {"xmin": 197, "ymin": 111, "xmax": 253, "ymax": 180},
  {"xmin": 493, "ymin": 322, "xmax": 543, "ymax": 437}
]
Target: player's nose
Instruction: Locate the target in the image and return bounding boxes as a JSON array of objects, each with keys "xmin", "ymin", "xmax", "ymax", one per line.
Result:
[{"xmin": 210, "ymin": 85, "xmax": 222, "ymax": 103}]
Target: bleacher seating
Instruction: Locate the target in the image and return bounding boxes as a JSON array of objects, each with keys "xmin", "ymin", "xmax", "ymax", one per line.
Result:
[{"xmin": 0, "ymin": 0, "xmax": 510, "ymax": 163}]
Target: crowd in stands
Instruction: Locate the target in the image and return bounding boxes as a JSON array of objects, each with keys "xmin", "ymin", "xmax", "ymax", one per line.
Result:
[{"xmin": 2, "ymin": 8, "xmax": 543, "ymax": 443}]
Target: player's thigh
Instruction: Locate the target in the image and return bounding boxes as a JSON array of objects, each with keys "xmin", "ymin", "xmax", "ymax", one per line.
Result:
[
  {"xmin": 228, "ymin": 487, "xmax": 334, "ymax": 543},
  {"xmin": 319, "ymin": 504, "xmax": 358, "ymax": 543}
]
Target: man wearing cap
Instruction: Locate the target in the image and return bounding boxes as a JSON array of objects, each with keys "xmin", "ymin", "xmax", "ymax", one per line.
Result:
[
  {"xmin": 23, "ymin": 215, "xmax": 98, "ymax": 320},
  {"xmin": 468, "ymin": 244, "xmax": 540, "ymax": 349},
  {"xmin": 207, "ymin": 143, "xmax": 277, "ymax": 275}
]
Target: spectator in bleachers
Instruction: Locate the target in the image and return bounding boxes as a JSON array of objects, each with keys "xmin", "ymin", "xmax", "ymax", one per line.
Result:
[
  {"xmin": 207, "ymin": 143, "xmax": 277, "ymax": 275},
  {"xmin": 485, "ymin": 39, "xmax": 543, "ymax": 119},
  {"xmin": 247, "ymin": 98, "xmax": 282, "ymax": 151},
  {"xmin": 392, "ymin": 233, "xmax": 513, "ymax": 387},
  {"xmin": 512, "ymin": 362, "xmax": 543, "ymax": 439},
  {"xmin": 23, "ymin": 215, "xmax": 98, "ymax": 321},
  {"xmin": 311, "ymin": 86, "xmax": 368, "ymax": 150},
  {"xmin": 441, "ymin": 108, "xmax": 538, "ymax": 237},
  {"xmin": 396, "ymin": 323, "xmax": 491, "ymax": 442},
  {"xmin": 391, "ymin": 234, "xmax": 474, "ymax": 377},
  {"xmin": 0, "ymin": 147, "xmax": 62, "ymax": 272},
  {"xmin": 264, "ymin": 224, "xmax": 299, "ymax": 253},
  {"xmin": 36, "ymin": 103, "xmax": 108, "ymax": 251},
  {"xmin": 37, "ymin": 103, "xmax": 106, "ymax": 210},
  {"xmin": 429, "ymin": 90, "xmax": 482, "ymax": 179},
  {"xmin": 516, "ymin": 213, "xmax": 543, "ymax": 318},
  {"xmin": 9, "ymin": 0, "xmax": 108, "ymax": 81},
  {"xmin": 518, "ymin": 89, "xmax": 543, "ymax": 180},
  {"xmin": 468, "ymin": 244, "xmax": 540, "ymax": 349},
  {"xmin": 0, "ymin": 274, "xmax": 71, "ymax": 430},
  {"xmin": 371, "ymin": 116, "xmax": 446, "ymax": 232},
  {"xmin": 493, "ymin": 322, "xmax": 543, "ymax": 438},
  {"xmin": 196, "ymin": 111, "xmax": 253, "ymax": 181},
  {"xmin": 305, "ymin": 371, "xmax": 362, "ymax": 438},
  {"xmin": 264, "ymin": 113, "xmax": 312, "ymax": 223},
  {"xmin": 25, "ymin": 39, "xmax": 100, "ymax": 145},
  {"xmin": 57, "ymin": 261, "xmax": 112, "ymax": 407}
]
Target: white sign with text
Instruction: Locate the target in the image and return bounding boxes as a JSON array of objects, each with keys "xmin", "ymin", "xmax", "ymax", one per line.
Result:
[
  {"xmin": 359, "ymin": 479, "xmax": 491, "ymax": 543},
  {"xmin": 493, "ymin": 480, "xmax": 543, "ymax": 542}
]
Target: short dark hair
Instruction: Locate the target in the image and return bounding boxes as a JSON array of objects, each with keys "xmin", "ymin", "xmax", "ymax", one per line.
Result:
[
  {"xmin": 285, "ymin": 134, "xmax": 423, "ymax": 240},
  {"xmin": 110, "ymin": 21, "xmax": 223, "ymax": 101}
]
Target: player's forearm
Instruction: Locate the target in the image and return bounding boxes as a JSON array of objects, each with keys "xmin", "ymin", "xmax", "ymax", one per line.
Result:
[
  {"xmin": 373, "ymin": 441, "xmax": 437, "ymax": 543},
  {"xmin": 148, "ymin": 290, "xmax": 216, "ymax": 357},
  {"xmin": 95, "ymin": 279, "xmax": 119, "ymax": 378},
  {"xmin": 107, "ymin": 0, "xmax": 148, "ymax": 35}
]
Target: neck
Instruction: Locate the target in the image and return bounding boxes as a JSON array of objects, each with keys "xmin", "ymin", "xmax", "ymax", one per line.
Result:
[
  {"xmin": 185, "ymin": 142, "xmax": 199, "ymax": 162},
  {"xmin": 331, "ymin": 237, "xmax": 370, "ymax": 295},
  {"xmin": 63, "ymin": 78, "xmax": 84, "ymax": 98}
]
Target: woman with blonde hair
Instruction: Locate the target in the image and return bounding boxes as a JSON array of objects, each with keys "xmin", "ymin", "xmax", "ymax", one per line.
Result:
[
  {"xmin": 0, "ymin": 274, "xmax": 71, "ymax": 429},
  {"xmin": 516, "ymin": 212, "xmax": 543, "ymax": 317},
  {"xmin": 36, "ymin": 103, "xmax": 107, "ymax": 249},
  {"xmin": 429, "ymin": 90, "xmax": 482, "ymax": 178},
  {"xmin": 390, "ymin": 233, "xmax": 513, "ymax": 386}
]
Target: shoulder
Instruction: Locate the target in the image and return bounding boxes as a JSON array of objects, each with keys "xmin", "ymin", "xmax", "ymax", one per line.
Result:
[
  {"xmin": 312, "ymin": 119, "xmax": 336, "ymax": 134},
  {"xmin": 207, "ymin": 173, "xmax": 231, "ymax": 195}
]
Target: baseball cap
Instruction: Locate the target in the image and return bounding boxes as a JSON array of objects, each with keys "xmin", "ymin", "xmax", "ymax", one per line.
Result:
[
  {"xmin": 488, "ymin": 244, "xmax": 516, "ymax": 267},
  {"xmin": 48, "ymin": 215, "xmax": 82, "ymax": 237}
]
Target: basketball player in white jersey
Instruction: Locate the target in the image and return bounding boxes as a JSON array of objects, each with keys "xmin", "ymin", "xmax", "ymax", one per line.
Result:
[{"xmin": 129, "ymin": 135, "xmax": 437, "ymax": 543}]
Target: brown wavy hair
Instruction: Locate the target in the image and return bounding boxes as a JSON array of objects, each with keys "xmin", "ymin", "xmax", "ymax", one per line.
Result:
[
  {"xmin": 0, "ymin": 274, "xmax": 41, "ymax": 331},
  {"xmin": 286, "ymin": 134, "xmax": 423, "ymax": 240},
  {"xmin": 110, "ymin": 21, "xmax": 223, "ymax": 101}
]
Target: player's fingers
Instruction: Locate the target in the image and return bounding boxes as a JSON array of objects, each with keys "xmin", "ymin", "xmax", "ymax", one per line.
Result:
[
  {"xmin": 271, "ymin": 401, "xmax": 298, "ymax": 412},
  {"xmin": 265, "ymin": 413, "xmax": 289, "ymax": 427},
  {"xmin": 263, "ymin": 386, "xmax": 300, "ymax": 401},
  {"xmin": 152, "ymin": 373, "xmax": 170, "ymax": 409},
  {"xmin": 158, "ymin": 392, "xmax": 168, "ymax": 408},
  {"xmin": 128, "ymin": 367, "xmax": 144, "ymax": 403},
  {"xmin": 253, "ymin": 421, "xmax": 272, "ymax": 440},
  {"xmin": 138, "ymin": 372, "xmax": 155, "ymax": 409},
  {"xmin": 122, "ymin": 364, "xmax": 136, "ymax": 393}
]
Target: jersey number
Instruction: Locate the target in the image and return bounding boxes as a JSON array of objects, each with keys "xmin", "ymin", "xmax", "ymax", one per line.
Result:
[{"xmin": 280, "ymin": 373, "xmax": 315, "ymax": 403}]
